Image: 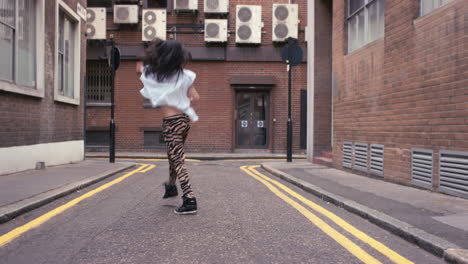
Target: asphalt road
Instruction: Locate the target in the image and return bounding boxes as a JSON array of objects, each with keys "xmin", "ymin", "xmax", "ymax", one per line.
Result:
[{"xmin": 0, "ymin": 160, "xmax": 446, "ymax": 264}]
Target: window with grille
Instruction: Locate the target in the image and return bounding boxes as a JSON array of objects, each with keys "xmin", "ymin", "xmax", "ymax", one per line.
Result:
[
  {"xmin": 86, "ymin": 61, "xmax": 112, "ymax": 103},
  {"xmin": 421, "ymin": 0, "xmax": 453, "ymax": 16},
  {"xmin": 144, "ymin": 130, "xmax": 165, "ymax": 149},
  {"xmin": 86, "ymin": 130, "xmax": 109, "ymax": 146},
  {"xmin": 347, "ymin": 0, "xmax": 384, "ymax": 53}
]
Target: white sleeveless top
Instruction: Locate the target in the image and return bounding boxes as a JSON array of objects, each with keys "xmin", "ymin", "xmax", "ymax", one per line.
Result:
[{"xmin": 139, "ymin": 67, "xmax": 199, "ymax": 122}]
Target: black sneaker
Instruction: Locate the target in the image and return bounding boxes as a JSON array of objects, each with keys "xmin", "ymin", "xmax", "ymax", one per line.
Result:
[
  {"xmin": 174, "ymin": 196, "xmax": 197, "ymax": 215},
  {"xmin": 163, "ymin": 183, "xmax": 178, "ymax": 199}
]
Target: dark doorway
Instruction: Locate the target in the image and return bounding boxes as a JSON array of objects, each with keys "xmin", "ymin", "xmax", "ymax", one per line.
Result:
[{"xmin": 235, "ymin": 91, "xmax": 269, "ymax": 148}]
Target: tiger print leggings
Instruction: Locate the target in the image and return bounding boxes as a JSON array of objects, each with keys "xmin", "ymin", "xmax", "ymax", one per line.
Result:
[{"xmin": 162, "ymin": 114, "xmax": 194, "ymax": 198}]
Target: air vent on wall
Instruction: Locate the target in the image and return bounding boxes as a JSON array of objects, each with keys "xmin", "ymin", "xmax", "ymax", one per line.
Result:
[
  {"xmin": 353, "ymin": 143, "xmax": 368, "ymax": 172},
  {"xmin": 370, "ymin": 144, "xmax": 384, "ymax": 176},
  {"xmin": 174, "ymin": 0, "xmax": 198, "ymax": 11},
  {"xmin": 204, "ymin": 0, "xmax": 229, "ymax": 13},
  {"xmin": 142, "ymin": 9, "xmax": 166, "ymax": 41},
  {"xmin": 439, "ymin": 150, "xmax": 468, "ymax": 199},
  {"xmin": 86, "ymin": 8, "xmax": 106, "ymax": 39},
  {"xmin": 272, "ymin": 4, "xmax": 298, "ymax": 42},
  {"xmin": 236, "ymin": 5, "xmax": 263, "ymax": 44},
  {"xmin": 343, "ymin": 141, "xmax": 353, "ymax": 168},
  {"xmin": 411, "ymin": 149, "xmax": 433, "ymax": 189},
  {"xmin": 114, "ymin": 5, "xmax": 139, "ymax": 24},
  {"xmin": 204, "ymin": 19, "xmax": 228, "ymax": 42}
]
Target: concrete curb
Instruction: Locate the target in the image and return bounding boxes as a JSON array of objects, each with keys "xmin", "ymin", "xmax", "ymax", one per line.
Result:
[
  {"xmin": 261, "ymin": 164, "xmax": 468, "ymax": 264},
  {"xmin": 0, "ymin": 163, "xmax": 136, "ymax": 224}
]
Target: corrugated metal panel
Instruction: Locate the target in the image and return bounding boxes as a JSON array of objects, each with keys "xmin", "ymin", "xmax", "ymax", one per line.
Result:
[
  {"xmin": 353, "ymin": 143, "xmax": 368, "ymax": 172},
  {"xmin": 439, "ymin": 150, "xmax": 468, "ymax": 199},
  {"xmin": 342, "ymin": 141, "xmax": 353, "ymax": 168},
  {"xmin": 370, "ymin": 144, "xmax": 384, "ymax": 177},
  {"xmin": 411, "ymin": 148, "xmax": 433, "ymax": 189}
]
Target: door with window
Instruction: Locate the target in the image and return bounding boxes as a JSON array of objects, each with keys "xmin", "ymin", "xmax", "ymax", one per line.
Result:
[{"xmin": 235, "ymin": 91, "xmax": 269, "ymax": 148}]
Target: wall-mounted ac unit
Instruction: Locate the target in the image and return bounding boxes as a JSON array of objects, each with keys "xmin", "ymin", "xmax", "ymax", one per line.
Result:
[
  {"xmin": 236, "ymin": 5, "xmax": 262, "ymax": 44},
  {"xmin": 114, "ymin": 5, "xmax": 139, "ymax": 24},
  {"xmin": 86, "ymin": 8, "xmax": 106, "ymax": 39},
  {"xmin": 272, "ymin": 4, "xmax": 298, "ymax": 42},
  {"xmin": 204, "ymin": 19, "xmax": 227, "ymax": 42},
  {"xmin": 204, "ymin": 0, "xmax": 229, "ymax": 13},
  {"xmin": 142, "ymin": 9, "xmax": 167, "ymax": 41},
  {"xmin": 174, "ymin": 0, "xmax": 198, "ymax": 11}
]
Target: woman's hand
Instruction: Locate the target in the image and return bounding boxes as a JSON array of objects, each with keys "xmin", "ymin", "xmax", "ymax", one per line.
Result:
[{"xmin": 188, "ymin": 86, "xmax": 200, "ymax": 102}]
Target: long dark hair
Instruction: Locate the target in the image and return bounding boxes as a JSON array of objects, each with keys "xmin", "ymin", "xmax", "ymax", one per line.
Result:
[{"xmin": 143, "ymin": 38, "xmax": 191, "ymax": 82}]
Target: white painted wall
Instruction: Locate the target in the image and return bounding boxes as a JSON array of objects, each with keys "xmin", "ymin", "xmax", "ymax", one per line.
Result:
[
  {"xmin": 0, "ymin": 140, "xmax": 84, "ymax": 175},
  {"xmin": 306, "ymin": 0, "xmax": 315, "ymax": 161}
]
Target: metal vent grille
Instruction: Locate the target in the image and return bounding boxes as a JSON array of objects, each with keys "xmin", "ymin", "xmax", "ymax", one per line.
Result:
[
  {"xmin": 274, "ymin": 5, "xmax": 289, "ymax": 20},
  {"xmin": 342, "ymin": 141, "xmax": 353, "ymax": 168},
  {"xmin": 370, "ymin": 144, "xmax": 384, "ymax": 176},
  {"xmin": 176, "ymin": 0, "xmax": 189, "ymax": 9},
  {"xmin": 116, "ymin": 7, "xmax": 130, "ymax": 20},
  {"xmin": 238, "ymin": 7, "xmax": 252, "ymax": 22},
  {"xmin": 206, "ymin": 23, "xmax": 219, "ymax": 38},
  {"xmin": 86, "ymin": 61, "xmax": 112, "ymax": 102},
  {"xmin": 353, "ymin": 143, "xmax": 368, "ymax": 172},
  {"xmin": 206, "ymin": 0, "xmax": 219, "ymax": 10},
  {"xmin": 411, "ymin": 149, "xmax": 433, "ymax": 189},
  {"xmin": 274, "ymin": 24, "xmax": 289, "ymax": 39},
  {"xmin": 439, "ymin": 150, "xmax": 468, "ymax": 199},
  {"xmin": 237, "ymin": 25, "xmax": 252, "ymax": 40}
]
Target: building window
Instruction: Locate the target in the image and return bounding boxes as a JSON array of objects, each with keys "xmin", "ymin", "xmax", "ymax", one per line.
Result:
[
  {"xmin": 144, "ymin": 130, "xmax": 166, "ymax": 149},
  {"xmin": 148, "ymin": 0, "xmax": 168, "ymax": 8},
  {"xmin": 0, "ymin": 0, "xmax": 37, "ymax": 87},
  {"xmin": 55, "ymin": 1, "xmax": 81, "ymax": 105},
  {"xmin": 86, "ymin": 61, "xmax": 112, "ymax": 103},
  {"xmin": 421, "ymin": 0, "xmax": 452, "ymax": 16},
  {"xmin": 86, "ymin": 129, "xmax": 110, "ymax": 147},
  {"xmin": 347, "ymin": 0, "xmax": 384, "ymax": 53}
]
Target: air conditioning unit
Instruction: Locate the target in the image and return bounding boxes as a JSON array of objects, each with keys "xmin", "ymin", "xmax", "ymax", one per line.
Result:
[
  {"xmin": 204, "ymin": 0, "xmax": 229, "ymax": 13},
  {"xmin": 142, "ymin": 9, "xmax": 167, "ymax": 41},
  {"xmin": 236, "ymin": 5, "xmax": 263, "ymax": 44},
  {"xmin": 272, "ymin": 4, "xmax": 299, "ymax": 42},
  {"xmin": 86, "ymin": 8, "xmax": 106, "ymax": 39},
  {"xmin": 174, "ymin": 0, "xmax": 198, "ymax": 11},
  {"xmin": 114, "ymin": 5, "xmax": 139, "ymax": 24},
  {"xmin": 204, "ymin": 19, "xmax": 228, "ymax": 42}
]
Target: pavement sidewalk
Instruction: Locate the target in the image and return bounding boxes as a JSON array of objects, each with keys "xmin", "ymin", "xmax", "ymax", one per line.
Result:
[
  {"xmin": 262, "ymin": 161, "xmax": 468, "ymax": 264},
  {"xmin": 0, "ymin": 160, "xmax": 135, "ymax": 224},
  {"xmin": 86, "ymin": 151, "xmax": 307, "ymax": 160}
]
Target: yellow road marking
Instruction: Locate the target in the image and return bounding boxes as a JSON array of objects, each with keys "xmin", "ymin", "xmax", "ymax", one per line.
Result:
[
  {"xmin": 140, "ymin": 164, "xmax": 156, "ymax": 173},
  {"xmin": 240, "ymin": 166, "xmax": 382, "ymax": 264},
  {"xmin": 0, "ymin": 163, "xmax": 154, "ymax": 247},
  {"xmin": 246, "ymin": 166, "xmax": 414, "ymax": 264}
]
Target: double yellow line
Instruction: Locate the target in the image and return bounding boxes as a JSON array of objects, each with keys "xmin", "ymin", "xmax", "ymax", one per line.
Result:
[
  {"xmin": 241, "ymin": 165, "xmax": 414, "ymax": 264},
  {"xmin": 0, "ymin": 163, "xmax": 155, "ymax": 247}
]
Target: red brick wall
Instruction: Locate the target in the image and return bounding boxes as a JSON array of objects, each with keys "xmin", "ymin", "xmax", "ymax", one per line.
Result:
[
  {"xmin": 87, "ymin": 0, "xmax": 311, "ymax": 153},
  {"xmin": 0, "ymin": 0, "xmax": 86, "ymax": 148},
  {"xmin": 332, "ymin": 0, "xmax": 468, "ymax": 185}
]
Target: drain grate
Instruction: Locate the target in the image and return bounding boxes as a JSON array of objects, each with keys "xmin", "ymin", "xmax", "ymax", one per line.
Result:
[
  {"xmin": 370, "ymin": 144, "xmax": 384, "ymax": 177},
  {"xmin": 411, "ymin": 149, "xmax": 433, "ymax": 189},
  {"xmin": 353, "ymin": 143, "xmax": 368, "ymax": 172},
  {"xmin": 343, "ymin": 141, "xmax": 353, "ymax": 168},
  {"xmin": 439, "ymin": 150, "xmax": 468, "ymax": 199}
]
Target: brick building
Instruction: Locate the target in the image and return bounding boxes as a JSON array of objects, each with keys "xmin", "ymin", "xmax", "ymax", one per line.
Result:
[
  {"xmin": 330, "ymin": 0, "xmax": 467, "ymax": 198},
  {"xmin": 85, "ymin": 0, "xmax": 332, "ymax": 155},
  {"xmin": 0, "ymin": 0, "xmax": 87, "ymax": 175}
]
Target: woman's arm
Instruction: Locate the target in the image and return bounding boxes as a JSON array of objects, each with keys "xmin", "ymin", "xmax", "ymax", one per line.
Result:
[{"xmin": 188, "ymin": 86, "xmax": 200, "ymax": 102}]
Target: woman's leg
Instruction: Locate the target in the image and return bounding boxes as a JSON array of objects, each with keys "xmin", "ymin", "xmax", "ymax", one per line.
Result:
[{"xmin": 163, "ymin": 115, "xmax": 194, "ymax": 198}]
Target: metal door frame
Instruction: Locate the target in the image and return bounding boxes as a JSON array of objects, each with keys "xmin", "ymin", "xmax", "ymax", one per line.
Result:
[{"xmin": 234, "ymin": 89, "xmax": 270, "ymax": 149}]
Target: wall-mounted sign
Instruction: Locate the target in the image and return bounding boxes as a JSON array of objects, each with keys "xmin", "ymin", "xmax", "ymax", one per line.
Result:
[
  {"xmin": 257, "ymin": 121, "xmax": 264, "ymax": 128},
  {"xmin": 241, "ymin": 120, "xmax": 248, "ymax": 128}
]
